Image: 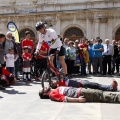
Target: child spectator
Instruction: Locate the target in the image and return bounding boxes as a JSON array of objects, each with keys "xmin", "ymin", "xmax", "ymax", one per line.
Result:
[
  {"xmin": 22, "ymin": 31, "xmax": 34, "ymax": 54},
  {"xmin": 4, "ymin": 48, "xmax": 18, "ymax": 74},
  {"xmin": 22, "ymin": 46, "xmax": 32, "ymax": 82}
]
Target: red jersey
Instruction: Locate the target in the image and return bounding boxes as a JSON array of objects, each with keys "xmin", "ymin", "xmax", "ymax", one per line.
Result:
[
  {"xmin": 49, "ymin": 87, "xmax": 81, "ymax": 102},
  {"xmin": 58, "ymin": 81, "xmax": 67, "ymax": 87},
  {"xmin": 22, "ymin": 53, "xmax": 32, "ymax": 68},
  {"xmin": 36, "ymin": 42, "xmax": 49, "ymax": 59},
  {"xmin": 22, "ymin": 39, "xmax": 34, "ymax": 53},
  {"xmin": 22, "ymin": 53, "xmax": 32, "ymax": 61},
  {"xmin": 1, "ymin": 68, "xmax": 14, "ymax": 79},
  {"xmin": 57, "ymin": 79, "xmax": 83, "ymax": 88},
  {"xmin": 49, "ymin": 87, "xmax": 66, "ymax": 102}
]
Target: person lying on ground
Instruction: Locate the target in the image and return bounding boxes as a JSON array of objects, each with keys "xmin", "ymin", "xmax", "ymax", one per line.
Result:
[
  {"xmin": 51, "ymin": 78, "xmax": 118, "ymax": 92},
  {"xmin": 0, "ymin": 63, "xmax": 16, "ymax": 90},
  {"xmin": 39, "ymin": 86, "xmax": 120, "ymax": 103}
]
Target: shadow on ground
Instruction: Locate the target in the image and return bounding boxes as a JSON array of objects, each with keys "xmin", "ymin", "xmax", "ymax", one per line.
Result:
[{"xmin": 2, "ymin": 89, "xmax": 26, "ymax": 95}]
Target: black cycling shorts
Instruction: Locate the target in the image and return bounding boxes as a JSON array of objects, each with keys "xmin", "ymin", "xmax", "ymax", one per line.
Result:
[{"xmin": 49, "ymin": 46, "xmax": 65, "ymax": 56}]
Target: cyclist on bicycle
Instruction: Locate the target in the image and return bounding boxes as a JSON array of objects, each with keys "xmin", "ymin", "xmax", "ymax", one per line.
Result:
[{"xmin": 35, "ymin": 21, "xmax": 67, "ymax": 76}]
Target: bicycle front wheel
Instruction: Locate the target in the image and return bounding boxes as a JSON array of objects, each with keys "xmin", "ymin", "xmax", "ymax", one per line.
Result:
[{"xmin": 41, "ymin": 70, "xmax": 52, "ymax": 88}]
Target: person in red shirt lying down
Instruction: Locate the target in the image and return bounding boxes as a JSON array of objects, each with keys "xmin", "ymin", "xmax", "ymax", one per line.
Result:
[
  {"xmin": 51, "ymin": 77, "xmax": 118, "ymax": 92},
  {"xmin": 39, "ymin": 86, "xmax": 120, "ymax": 103}
]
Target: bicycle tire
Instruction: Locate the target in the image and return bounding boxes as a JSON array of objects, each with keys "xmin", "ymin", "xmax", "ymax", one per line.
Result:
[{"xmin": 41, "ymin": 70, "xmax": 52, "ymax": 88}]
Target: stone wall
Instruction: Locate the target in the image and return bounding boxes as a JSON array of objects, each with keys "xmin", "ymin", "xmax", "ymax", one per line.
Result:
[{"xmin": 0, "ymin": 0, "xmax": 120, "ymax": 42}]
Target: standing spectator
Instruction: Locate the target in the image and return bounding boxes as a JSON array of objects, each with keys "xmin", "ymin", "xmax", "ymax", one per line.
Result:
[
  {"xmin": 66, "ymin": 41, "xmax": 76, "ymax": 77},
  {"xmin": 116, "ymin": 45, "xmax": 120, "ymax": 74},
  {"xmin": 112, "ymin": 40, "xmax": 118, "ymax": 74},
  {"xmin": 79, "ymin": 38, "xmax": 88, "ymax": 76},
  {"xmin": 74, "ymin": 40, "xmax": 80, "ymax": 74},
  {"xmin": 9, "ymin": 36, "xmax": 22, "ymax": 79},
  {"xmin": 22, "ymin": 31, "xmax": 34, "ymax": 54},
  {"xmin": 93, "ymin": 39, "xmax": 104, "ymax": 75},
  {"xmin": 63, "ymin": 38, "xmax": 69, "ymax": 73},
  {"xmin": 95, "ymin": 37, "xmax": 101, "ymax": 43},
  {"xmin": 63, "ymin": 38, "xmax": 69, "ymax": 49},
  {"xmin": 22, "ymin": 46, "xmax": 32, "ymax": 82},
  {"xmin": 4, "ymin": 48, "xmax": 18, "ymax": 74},
  {"xmin": 88, "ymin": 39, "xmax": 94, "ymax": 74},
  {"xmin": 0, "ymin": 33, "xmax": 5, "ymax": 66},
  {"xmin": 14, "ymin": 42, "xmax": 21, "ymax": 80},
  {"xmin": 3, "ymin": 31, "xmax": 14, "ymax": 55},
  {"xmin": 102, "ymin": 39, "xmax": 114, "ymax": 75}
]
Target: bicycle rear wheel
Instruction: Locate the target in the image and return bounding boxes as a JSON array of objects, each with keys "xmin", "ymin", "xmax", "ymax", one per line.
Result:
[{"xmin": 41, "ymin": 70, "xmax": 52, "ymax": 88}]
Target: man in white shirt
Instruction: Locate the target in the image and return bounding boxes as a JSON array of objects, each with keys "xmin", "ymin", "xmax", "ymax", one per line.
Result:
[
  {"xmin": 35, "ymin": 21, "xmax": 67, "ymax": 75},
  {"xmin": 103, "ymin": 39, "xmax": 114, "ymax": 75}
]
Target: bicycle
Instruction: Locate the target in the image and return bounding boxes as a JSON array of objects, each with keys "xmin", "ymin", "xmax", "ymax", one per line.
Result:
[{"xmin": 38, "ymin": 53, "xmax": 65, "ymax": 89}]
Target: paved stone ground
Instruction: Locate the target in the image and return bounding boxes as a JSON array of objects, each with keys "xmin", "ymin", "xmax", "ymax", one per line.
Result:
[{"xmin": 0, "ymin": 75, "xmax": 120, "ymax": 120}]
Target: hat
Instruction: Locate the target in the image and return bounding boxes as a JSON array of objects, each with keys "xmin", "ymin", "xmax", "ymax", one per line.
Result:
[
  {"xmin": 75, "ymin": 40, "xmax": 79, "ymax": 43},
  {"xmin": 68, "ymin": 41, "xmax": 74, "ymax": 45}
]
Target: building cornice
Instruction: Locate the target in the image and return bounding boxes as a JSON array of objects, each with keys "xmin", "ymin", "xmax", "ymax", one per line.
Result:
[{"xmin": 0, "ymin": 0, "xmax": 120, "ymax": 15}]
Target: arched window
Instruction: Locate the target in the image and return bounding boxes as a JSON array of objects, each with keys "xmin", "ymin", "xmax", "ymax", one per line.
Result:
[
  {"xmin": 116, "ymin": 29, "xmax": 120, "ymax": 36},
  {"xmin": 63, "ymin": 27, "xmax": 84, "ymax": 41},
  {"xmin": 19, "ymin": 28, "xmax": 36, "ymax": 41}
]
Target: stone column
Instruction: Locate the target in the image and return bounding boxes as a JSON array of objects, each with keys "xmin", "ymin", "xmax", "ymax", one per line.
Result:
[
  {"xmin": 1, "ymin": 18, "xmax": 7, "ymax": 33},
  {"xmin": 55, "ymin": 14, "xmax": 60, "ymax": 35},
  {"xmin": 99, "ymin": 18, "xmax": 108, "ymax": 43},
  {"xmin": 107, "ymin": 19, "xmax": 113, "ymax": 42},
  {"xmin": 86, "ymin": 18, "xmax": 92, "ymax": 40},
  {"xmin": 94, "ymin": 19, "xmax": 100, "ymax": 39}
]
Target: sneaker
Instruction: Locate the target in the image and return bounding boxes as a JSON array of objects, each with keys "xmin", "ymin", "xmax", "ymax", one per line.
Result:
[{"xmin": 112, "ymin": 80, "xmax": 118, "ymax": 91}]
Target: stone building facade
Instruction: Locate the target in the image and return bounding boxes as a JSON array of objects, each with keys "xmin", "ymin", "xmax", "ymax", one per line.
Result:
[{"xmin": 0, "ymin": 0, "xmax": 120, "ymax": 42}]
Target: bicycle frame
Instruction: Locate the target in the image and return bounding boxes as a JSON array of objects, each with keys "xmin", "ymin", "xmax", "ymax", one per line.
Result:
[{"xmin": 48, "ymin": 62, "xmax": 60, "ymax": 76}]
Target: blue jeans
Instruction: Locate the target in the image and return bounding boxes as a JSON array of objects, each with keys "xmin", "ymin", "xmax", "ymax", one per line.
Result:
[
  {"xmin": 88, "ymin": 57, "xmax": 94, "ymax": 73},
  {"xmin": 82, "ymin": 80, "xmax": 114, "ymax": 91},
  {"xmin": 6, "ymin": 67, "xmax": 14, "ymax": 74}
]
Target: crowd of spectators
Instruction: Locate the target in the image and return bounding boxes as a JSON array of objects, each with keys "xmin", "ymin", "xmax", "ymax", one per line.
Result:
[
  {"xmin": 62, "ymin": 37, "xmax": 120, "ymax": 77},
  {"xmin": 0, "ymin": 30, "xmax": 120, "ymax": 90}
]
